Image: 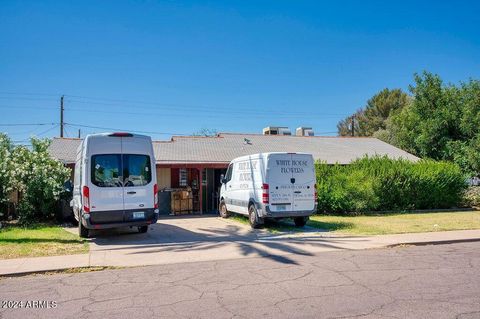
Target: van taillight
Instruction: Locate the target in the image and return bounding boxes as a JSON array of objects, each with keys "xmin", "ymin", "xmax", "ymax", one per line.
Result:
[
  {"xmin": 82, "ymin": 186, "xmax": 90, "ymax": 213},
  {"xmin": 314, "ymin": 184, "xmax": 318, "ymax": 204},
  {"xmin": 154, "ymin": 184, "xmax": 158, "ymax": 209},
  {"xmin": 262, "ymin": 183, "xmax": 269, "ymax": 204}
]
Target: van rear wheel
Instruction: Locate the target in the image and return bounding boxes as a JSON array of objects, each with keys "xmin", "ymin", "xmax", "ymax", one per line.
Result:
[
  {"xmin": 78, "ymin": 219, "xmax": 89, "ymax": 238},
  {"xmin": 294, "ymin": 216, "xmax": 309, "ymax": 227},
  {"xmin": 248, "ymin": 204, "xmax": 263, "ymax": 229},
  {"xmin": 219, "ymin": 200, "xmax": 229, "ymax": 218}
]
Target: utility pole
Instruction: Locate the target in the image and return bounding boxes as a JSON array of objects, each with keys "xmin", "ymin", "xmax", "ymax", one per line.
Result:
[
  {"xmin": 351, "ymin": 115, "xmax": 355, "ymax": 137},
  {"xmin": 60, "ymin": 95, "xmax": 64, "ymax": 138}
]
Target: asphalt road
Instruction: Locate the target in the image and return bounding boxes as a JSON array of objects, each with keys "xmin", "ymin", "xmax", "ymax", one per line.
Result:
[{"xmin": 1, "ymin": 242, "xmax": 480, "ymax": 319}]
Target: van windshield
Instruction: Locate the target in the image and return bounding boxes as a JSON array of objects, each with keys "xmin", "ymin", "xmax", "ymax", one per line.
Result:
[{"xmin": 91, "ymin": 154, "xmax": 152, "ymax": 187}]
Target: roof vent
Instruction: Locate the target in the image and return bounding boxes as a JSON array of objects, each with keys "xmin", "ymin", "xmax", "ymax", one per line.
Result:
[
  {"xmin": 295, "ymin": 127, "xmax": 314, "ymax": 136},
  {"xmin": 262, "ymin": 126, "xmax": 291, "ymax": 136}
]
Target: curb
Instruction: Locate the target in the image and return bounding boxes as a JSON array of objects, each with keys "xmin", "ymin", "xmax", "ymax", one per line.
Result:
[{"xmin": 387, "ymin": 237, "xmax": 480, "ymax": 247}]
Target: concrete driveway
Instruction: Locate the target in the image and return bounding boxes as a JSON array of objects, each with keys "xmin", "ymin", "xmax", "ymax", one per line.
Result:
[
  {"xmin": 63, "ymin": 215, "xmax": 480, "ymax": 268},
  {"xmin": 81, "ymin": 215, "xmax": 377, "ymax": 267}
]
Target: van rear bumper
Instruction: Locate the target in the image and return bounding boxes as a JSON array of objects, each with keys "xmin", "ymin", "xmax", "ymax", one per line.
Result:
[
  {"xmin": 82, "ymin": 208, "xmax": 158, "ymax": 230},
  {"xmin": 262, "ymin": 205, "xmax": 316, "ymax": 218}
]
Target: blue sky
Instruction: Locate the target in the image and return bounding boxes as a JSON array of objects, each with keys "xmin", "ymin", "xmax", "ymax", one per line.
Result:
[{"xmin": 1, "ymin": 0, "xmax": 479, "ymax": 142}]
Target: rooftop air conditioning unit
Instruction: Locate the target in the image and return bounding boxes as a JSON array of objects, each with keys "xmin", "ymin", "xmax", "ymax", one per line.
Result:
[
  {"xmin": 262, "ymin": 126, "xmax": 291, "ymax": 136},
  {"xmin": 295, "ymin": 127, "xmax": 314, "ymax": 136}
]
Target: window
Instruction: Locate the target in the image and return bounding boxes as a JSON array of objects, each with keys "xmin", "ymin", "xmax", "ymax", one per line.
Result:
[
  {"xmin": 225, "ymin": 164, "xmax": 233, "ymax": 182},
  {"xmin": 179, "ymin": 168, "xmax": 188, "ymax": 187},
  {"xmin": 123, "ymin": 154, "xmax": 152, "ymax": 187},
  {"xmin": 91, "ymin": 154, "xmax": 122, "ymax": 187},
  {"xmin": 91, "ymin": 154, "xmax": 152, "ymax": 187}
]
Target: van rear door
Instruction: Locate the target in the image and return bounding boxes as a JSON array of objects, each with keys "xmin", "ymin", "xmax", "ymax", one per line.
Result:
[
  {"xmin": 267, "ymin": 154, "xmax": 294, "ymax": 213},
  {"xmin": 121, "ymin": 137, "xmax": 154, "ymax": 219},
  {"xmin": 290, "ymin": 154, "xmax": 315, "ymax": 211},
  {"xmin": 88, "ymin": 137, "xmax": 124, "ymax": 219}
]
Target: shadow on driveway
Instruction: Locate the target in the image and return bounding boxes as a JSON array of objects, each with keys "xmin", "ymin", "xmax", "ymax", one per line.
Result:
[{"xmin": 85, "ymin": 216, "xmax": 370, "ymax": 265}]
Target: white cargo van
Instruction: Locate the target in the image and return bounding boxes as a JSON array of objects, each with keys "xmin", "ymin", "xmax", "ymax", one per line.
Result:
[
  {"xmin": 219, "ymin": 152, "xmax": 317, "ymax": 228},
  {"xmin": 71, "ymin": 133, "xmax": 158, "ymax": 238}
]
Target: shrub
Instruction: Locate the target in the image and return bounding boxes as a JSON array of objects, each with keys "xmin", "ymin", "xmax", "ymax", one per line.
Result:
[
  {"xmin": 0, "ymin": 134, "xmax": 15, "ymax": 218},
  {"xmin": 12, "ymin": 138, "xmax": 71, "ymax": 225},
  {"xmin": 316, "ymin": 156, "xmax": 467, "ymax": 214},
  {"xmin": 463, "ymin": 186, "xmax": 480, "ymax": 207}
]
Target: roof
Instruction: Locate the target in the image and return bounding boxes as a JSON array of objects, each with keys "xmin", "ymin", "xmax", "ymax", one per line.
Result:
[{"xmin": 48, "ymin": 133, "xmax": 419, "ymax": 165}]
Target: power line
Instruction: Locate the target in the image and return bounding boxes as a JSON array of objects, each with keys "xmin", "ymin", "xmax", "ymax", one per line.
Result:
[
  {"xmin": 0, "ymin": 105, "xmax": 57, "ymax": 110},
  {"xmin": 0, "ymin": 91, "xmax": 59, "ymax": 97},
  {"xmin": 65, "ymin": 98, "xmax": 347, "ymax": 117},
  {"xmin": 64, "ymin": 123, "xmax": 189, "ymax": 136},
  {"xmin": 0, "ymin": 123, "xmax": 57, "ymax": 126}
]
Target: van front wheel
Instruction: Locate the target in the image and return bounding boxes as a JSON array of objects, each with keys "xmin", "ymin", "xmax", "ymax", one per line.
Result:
[
  {"xmin": 219, "ymin": 200, "xmax": 230, "ymax": 218},
  {"xmin": 248, "ymin": 204, "xmax": 263, "ymax": 229},
  {"xmin": 138, "ymin": 226, "xmax": 148, "ymax": 233},
  {"xmin": 294, "ymin": 216, "xmax": 309, "ymax": 227}
]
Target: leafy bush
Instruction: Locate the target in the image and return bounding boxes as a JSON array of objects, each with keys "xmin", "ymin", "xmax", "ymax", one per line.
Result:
[
  {"xmin": 0, "ymin": 134, "xmax": 15, "ymax": 218},
  {"xmin": 11, "ymin": 138, "xmax": 71, "ymax": 225},
  {"xmin": 462, "ymin": 186, "xmax": 480, "ymax": 207},
  {"xmin": 316, "ymin": 156, "xmax": 467, "ymax": 214}
]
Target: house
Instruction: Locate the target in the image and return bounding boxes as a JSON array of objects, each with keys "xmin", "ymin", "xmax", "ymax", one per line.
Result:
[{"xmin": 47, "ymin": 132, "xmax": 419, "ymax": 215}]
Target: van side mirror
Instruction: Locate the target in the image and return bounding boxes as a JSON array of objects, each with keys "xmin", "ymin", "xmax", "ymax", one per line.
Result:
[{"xmin": 220, "ymin": 174, "xmax": 226, "ymax": 184}]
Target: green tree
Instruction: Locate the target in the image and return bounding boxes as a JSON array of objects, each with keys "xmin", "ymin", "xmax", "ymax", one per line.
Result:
[
  {"xmin": 388, "ymin": 71, "xmax": 480, "ymax": 175},
  {"xmin": 338, "ymin": 88, "xmax": 408, "ymax": 137}
]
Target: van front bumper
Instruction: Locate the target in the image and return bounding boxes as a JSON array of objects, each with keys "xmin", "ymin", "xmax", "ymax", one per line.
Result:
[{"xmin": 81, "ymin": 209, "xmax": 159, "ymax": 230}]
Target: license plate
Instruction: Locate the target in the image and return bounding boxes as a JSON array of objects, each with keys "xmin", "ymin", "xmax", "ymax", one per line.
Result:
[
  {"xmin": 133, "ymin": 212, "xmax": 145, "ymax": 219},
  {"xmin": 276, "ymin": 205, "xmax": 286, "ymax": 211}
]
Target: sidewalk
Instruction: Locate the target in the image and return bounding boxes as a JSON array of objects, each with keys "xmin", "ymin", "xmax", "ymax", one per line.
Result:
[{"xmin": 2, "ymin": 225, "xmax": 480, "ymax": 276}]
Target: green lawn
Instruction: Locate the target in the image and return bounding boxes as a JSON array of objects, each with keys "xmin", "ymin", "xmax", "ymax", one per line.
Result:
[
  {"xmin": 229, "ymin": 211, "xmax": 480, "ymax": 235},
  {"xmin": 0, "ymin": 224, "xmax": 89, "ymax": 259}
]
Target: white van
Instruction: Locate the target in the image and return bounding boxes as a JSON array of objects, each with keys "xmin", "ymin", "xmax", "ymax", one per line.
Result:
[
  {"xmin": 71, "ymin": 133, "xmax": 158, "ymax": 238},
  {"xmin": 219, "ymin": 152, "xmax": 317, "ymax": 228}
]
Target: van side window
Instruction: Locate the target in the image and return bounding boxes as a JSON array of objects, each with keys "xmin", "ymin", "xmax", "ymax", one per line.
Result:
[
  {"xmin": 225, "ymin": 164, "xmax": 233, "ymax": 182},
  {"xmin": 91, "ymin": 154, "xmax": 122, "ymax": 187},
  {"xmin": 123, "ymin": 154, "xmax": 152, "ymax": 187}
]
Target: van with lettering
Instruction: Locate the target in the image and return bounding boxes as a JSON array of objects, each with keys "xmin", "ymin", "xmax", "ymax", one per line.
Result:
[
  {"xmin": 219, "ymin": 152, "xmax": 317, "ymax": 228},
  {"xmin": 71, "ymin": 132, "xmax": 159, "ymax": 238}
]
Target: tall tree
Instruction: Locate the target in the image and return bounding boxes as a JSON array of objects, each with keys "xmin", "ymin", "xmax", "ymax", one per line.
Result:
[
  {"xmin": 338, "ymin": 88, "xmax": 408, "ymax": 136},
  {"xmin": 388, "ymin": 71, "xmax": 480, "ymax": 174}
]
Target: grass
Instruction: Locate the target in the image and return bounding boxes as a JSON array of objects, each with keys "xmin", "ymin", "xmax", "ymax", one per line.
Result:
[
  {"xmin": 0, "ymin": 224, "xmax": 89, "ymax": 259},
  {"xmin": 309, "ymin": 211, "xmax": 480, "ymax": 235},
  {"xmin": 229, "ymin": 210, "xmax": 480, "ymax": 235}
]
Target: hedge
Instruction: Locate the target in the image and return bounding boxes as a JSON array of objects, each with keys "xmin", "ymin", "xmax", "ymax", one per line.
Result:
[{"xmin": 316, "ymin": 156, "xmax": 467, "ymax": 214}]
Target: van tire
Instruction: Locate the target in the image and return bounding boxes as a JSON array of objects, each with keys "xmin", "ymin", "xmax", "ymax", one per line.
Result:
[
  {"xmin": 248, "ymin": 204, "xmax": 263, "ymax": 229},
  {"xmin": 138, "ymin": 226, "xmax": 148, "ymax": 233},
  {"xmin": 219, "ymin": 200, "xmax": 230, "ymax": 218},
  {"xmin": 78, "ymin": 219, "xmax": 89, "ymax": 238},
  {"xmin": 294, "ymin": 216, "xmax": 309, "ymax": 227}
]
